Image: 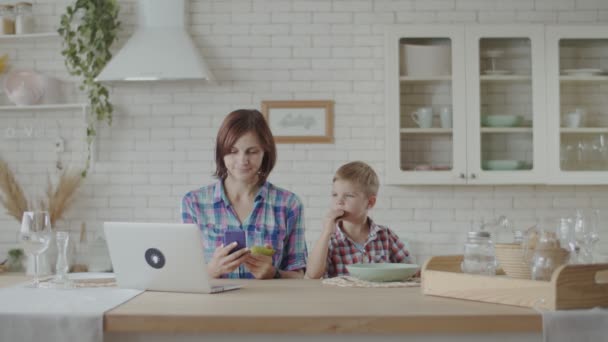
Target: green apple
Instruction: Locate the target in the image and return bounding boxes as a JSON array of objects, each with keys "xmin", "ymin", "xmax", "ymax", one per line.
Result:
[{"xmin": 251, "ymin": 246, "xmax": 275, "ymax": 256}]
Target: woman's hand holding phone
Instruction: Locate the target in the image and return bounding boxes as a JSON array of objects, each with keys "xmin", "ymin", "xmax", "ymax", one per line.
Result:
[{"xmin": 207, "ymin": 231, "xmax": 250, "ymax": 278}]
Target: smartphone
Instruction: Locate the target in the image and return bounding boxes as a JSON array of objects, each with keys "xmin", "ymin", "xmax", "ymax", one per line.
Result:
[{"xmin": 223, "ymin": 230, "xmax": 246, "ymax": 254}]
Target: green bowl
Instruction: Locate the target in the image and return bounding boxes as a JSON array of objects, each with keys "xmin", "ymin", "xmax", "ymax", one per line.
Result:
[
  {"xmin": 482, "ymin": 115, "xmax": 523, "ymax": 127},
  {"xmin": 346, "ymin": 263, "xmax": 419, "ymax": 282},
  {"xmin": 482, "ymin": 160, "xmax": 525, "ymax": 170}
]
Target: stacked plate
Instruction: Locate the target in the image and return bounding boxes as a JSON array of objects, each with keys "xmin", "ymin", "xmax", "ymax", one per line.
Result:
[{"xmin": 561, "ymin": 68, "xmax": 604, "ymax": 76}]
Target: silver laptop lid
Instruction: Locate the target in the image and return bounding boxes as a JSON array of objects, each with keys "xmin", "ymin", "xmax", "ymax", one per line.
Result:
[{"xmin": 104, "ymin": 222, "xmax": 214, "ymax": 293}]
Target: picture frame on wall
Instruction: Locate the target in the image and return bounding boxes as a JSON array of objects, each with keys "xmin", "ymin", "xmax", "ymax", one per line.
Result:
[{"xmin": 261, "ymin": 100, "xmax": 334, "ymax": 143}]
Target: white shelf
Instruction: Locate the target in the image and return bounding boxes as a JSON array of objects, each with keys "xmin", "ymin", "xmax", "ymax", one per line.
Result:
[
  {"xmin": 0, "ymin": 32, "xmax": 59, "ymax": 40},
  {"xmin": 480, "ymin": 75, "xmax": 531, "ymax": 81},
  {"xmin": 481, "ymin": 127, "xmax": 533, "ymax": 133},
  {"xmin": 0, "ymin": 103, "xmax": 87, "ymax": 111},
  {"xmin": 400, "ymin": 128, "xmax": 453, "ymax": 134},
  {"xmin": 400, "ymin": 75, "xmax": 452, "ymax": 82},
  {"xmin": 560, "ymin": 128, "xmax": 608, "ymax": 134},
  {"xmin": 560, "ymin": 75, "xmax": 608, "ymax": 82}
]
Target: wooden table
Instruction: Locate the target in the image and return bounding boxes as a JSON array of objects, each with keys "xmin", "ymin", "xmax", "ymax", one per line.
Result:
[
  {"xmin": 104, "ymin": 278, "xmax": 542, "ymax": 341},
  {"xmin": 0, "ymin": 275, "xmax": 543, "ymax": 342}
]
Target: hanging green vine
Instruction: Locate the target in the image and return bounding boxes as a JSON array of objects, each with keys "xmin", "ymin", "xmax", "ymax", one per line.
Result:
[{"xmin": 58, "ymin": 0, "xmax": 120, "ymax": 177}]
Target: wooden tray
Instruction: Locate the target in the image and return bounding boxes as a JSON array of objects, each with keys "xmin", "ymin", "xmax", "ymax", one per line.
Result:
[{"xmin": 422, "ymin": 255, "xmax": 608, "ymax": 310}]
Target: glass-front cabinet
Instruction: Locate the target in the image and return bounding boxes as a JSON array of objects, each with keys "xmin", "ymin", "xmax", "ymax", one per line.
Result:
[
  {"xmin": 385, "ymin": 25, "xmax": 467, "ymax": 184},
  {"xmin": 465, "ymin": 25, "xmax": 547, "ymax": 184},
  {"xmin": 385, "ymin": 25, "xmax": 546, "ymax": 184},
  {"xmin": 546, "ymin": 26, "xmax": 608, "ymax": 184}
]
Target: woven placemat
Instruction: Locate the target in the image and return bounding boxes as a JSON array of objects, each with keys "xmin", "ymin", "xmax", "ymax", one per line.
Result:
[
  {"xmin": 322, "ymin": 276, "xmax": 420, "ymax": 288},
  {"xmin": 71, "ymin": 278, "xmax": 117, "ymax": 288},
  {"xmin": 38, "ymin": 277, "xmax": 117, "ymax": 288}
]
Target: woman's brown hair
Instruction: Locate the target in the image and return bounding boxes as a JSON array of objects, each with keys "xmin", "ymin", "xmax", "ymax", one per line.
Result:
[{"xmin": 214, "ymin": 109, "xmax": 276, "ymax": 186}]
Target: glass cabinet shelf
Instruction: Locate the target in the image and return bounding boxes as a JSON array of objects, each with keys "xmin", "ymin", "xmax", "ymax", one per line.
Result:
[
  {"xmin": 399, "ymin": 128, "xmax": 453, "ymax": 134},
  {"xmin": 560, "ymin": 128, "xmax": 608, "ymax": 134},
  {"xmin": 559, "ymin": 76, "xmax": 608, "ymax": 82},
  {"xmin": 399, "ymin": 76, "xmax": 452, "ymax": 82},
  {"xmin": 480, "ymin": 75, "xmax": 531, "ymax": 82}
]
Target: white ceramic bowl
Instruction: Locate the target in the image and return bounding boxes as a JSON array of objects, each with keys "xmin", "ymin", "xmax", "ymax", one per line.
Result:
[
  {"xmin": 3, "ymin": 69, "xmax": 45, "ymax": 106},
  {"xmin": 346, "ymin": 263, "xmax": 419, "ymax": 282}
]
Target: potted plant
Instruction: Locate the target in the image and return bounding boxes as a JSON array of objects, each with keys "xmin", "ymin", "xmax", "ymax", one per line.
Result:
[
  {"xmin": 58, "ymin": 0, "xmax": 121, "ymax": 177},
  {"xmin": 7, "ymin": 248, "xmax": 24, "ymax": 272}
]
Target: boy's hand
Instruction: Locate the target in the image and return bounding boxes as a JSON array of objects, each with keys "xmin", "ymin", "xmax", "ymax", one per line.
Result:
[
  {"xmin": 207, "ymin": 242, "xmax": 250, "ymax": 278},
  {"xmin": 323, "ymin": 208, "xmax": 344, "ymax": 234}
]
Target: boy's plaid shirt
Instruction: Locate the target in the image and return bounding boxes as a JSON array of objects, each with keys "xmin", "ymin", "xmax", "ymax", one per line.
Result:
[
  {"xmin": 181, "ymin": 180, "xmax": 307, "ymax": 279},
  {"xmin": 325, "ymin": 218, "xmax": 410, "ymax": 278}
]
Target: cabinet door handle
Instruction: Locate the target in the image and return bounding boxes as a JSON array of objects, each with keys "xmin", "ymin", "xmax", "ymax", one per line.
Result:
[
  {"xmin": 459, "ymin": 173, "xmax": 466, "ymax": 179},
  {"xmin": 470, "ymin": 173, "xmax": 477, "ymax": 179}
]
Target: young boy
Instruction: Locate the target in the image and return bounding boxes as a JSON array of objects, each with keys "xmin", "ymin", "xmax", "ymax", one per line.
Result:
[{"xmin": 306, "ymin": 161, "xmax": 411, "ymax": 279}]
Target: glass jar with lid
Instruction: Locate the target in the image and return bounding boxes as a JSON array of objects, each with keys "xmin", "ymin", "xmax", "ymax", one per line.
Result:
[
  {"xmin": 461, "ymin": 230, "xmax": 497, "ymax": 275},
  {"xmin": 15, "ymin": 2, "xmax": 33, "ymax": 35},
  {"xmin": 0, "ymin": 5, "xmax": 15, "ymax": 35}
]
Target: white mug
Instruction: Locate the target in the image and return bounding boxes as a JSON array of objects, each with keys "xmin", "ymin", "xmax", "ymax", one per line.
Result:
[
  {"xmin": 565, "ymin": 112, "xmax": 582, "ymax": 128},
  {"xmin": 411, "ymin": 107, "xmax": 434, "ymax": 128},
  {"xmin": 439, "ymin": 106, "xmax": 452, "ymax": 128}
]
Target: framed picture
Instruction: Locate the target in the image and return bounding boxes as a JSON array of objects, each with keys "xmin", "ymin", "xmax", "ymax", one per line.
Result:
[{"xmin": 261, "ymin": 100, "xmax": 334, "ymax": 143}]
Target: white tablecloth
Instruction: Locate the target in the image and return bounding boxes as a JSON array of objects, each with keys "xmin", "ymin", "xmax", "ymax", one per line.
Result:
[
  {"xmin": 542, "ymin": 308, "xmax": 608, "ymax": 342},
  {"xmin": 0, "ymin": 277, "xmax": 142, "ymax": 342}
]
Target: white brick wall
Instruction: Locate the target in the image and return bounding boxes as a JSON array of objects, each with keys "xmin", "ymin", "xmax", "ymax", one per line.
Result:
[{"xmin": 1, "ymin": 0, "xmax": 608, "ymax": 265}]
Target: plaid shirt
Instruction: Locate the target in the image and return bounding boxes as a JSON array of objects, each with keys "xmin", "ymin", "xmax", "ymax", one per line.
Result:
[
  {"xmin": 181, "ymin": 180, "xmax": 307, "ymax": 279},
  {"xmin": 326, "ymin": 218, "xmax": 410, "ymax": 278}
]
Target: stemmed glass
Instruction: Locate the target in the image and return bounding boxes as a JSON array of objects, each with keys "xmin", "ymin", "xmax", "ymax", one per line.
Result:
[
  {"xmin": 19, "ymin": 211, "xmax": 52, "ymax": 288},
  {"xmin": 484, "ymin": 49, "xmax": 504, "ymax": 74},
  {"xmin": 573, "ymin": 209, "xmax": 601, "ymax": 263}
]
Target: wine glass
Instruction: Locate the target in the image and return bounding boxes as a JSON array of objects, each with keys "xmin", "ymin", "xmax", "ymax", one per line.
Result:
[
  {"xmin": 19, "ymin": 211, "xmax": 52, "ymax": 288},
  {"xmin": 573, "ymin": 209, "xmax": 601, "ymax": 263},
  {"xmin": 484, "ymin": 49, "xmax": 504, "ymax": 74}
]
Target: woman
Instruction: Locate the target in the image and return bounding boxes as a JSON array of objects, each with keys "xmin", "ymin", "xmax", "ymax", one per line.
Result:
[{"xmin": 181, "ymin": 109, "xmax": 307, "ymax": 279}]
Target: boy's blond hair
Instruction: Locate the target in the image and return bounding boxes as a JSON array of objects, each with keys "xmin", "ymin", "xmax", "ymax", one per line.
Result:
[{"xmin": 333, "ymin": 161, "xmax": 379, "ymax": 197}]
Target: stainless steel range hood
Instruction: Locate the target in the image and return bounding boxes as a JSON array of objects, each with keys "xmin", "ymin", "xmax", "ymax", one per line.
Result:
[{"xmin": 96, "ymin": 0, "xmax": 215, "ymax": 82}]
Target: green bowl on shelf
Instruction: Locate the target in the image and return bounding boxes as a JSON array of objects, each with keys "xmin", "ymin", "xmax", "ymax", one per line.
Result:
[
  {"xmin": 346, "ymin": 263, "xmax": 419, "ymax": 282},
  {"xmin": 482, "ymin": 115, "xmax": 523, "ymax": 127},
  {"xmin": 482, "ymin": 160, "xmax": 526, "ymax": 170}
]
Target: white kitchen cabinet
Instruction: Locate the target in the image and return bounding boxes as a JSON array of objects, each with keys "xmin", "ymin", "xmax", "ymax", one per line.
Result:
[
  {"xmin": 385, "ymin": 25, "xmax": 467, "ymax": 184},
  {"xmin": 546, "ymin": 26, "xmax": 608, "ymax": 184},
  {"xmin": 385, "ymin": 24, "xmax": 546, "ymax": 185}
]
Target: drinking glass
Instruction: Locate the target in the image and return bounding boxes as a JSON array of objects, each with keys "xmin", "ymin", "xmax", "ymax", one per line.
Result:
[
  {"xmin": 43, "ymin": 231, "xmax": 73, "ymax": 289},
  {"xmin": 19, "ymin": 211, "xmax": 52, "ymax": 288},
  {"xmin": 573, "ymin": 209, "xmax": 601, "ymax": 263}
]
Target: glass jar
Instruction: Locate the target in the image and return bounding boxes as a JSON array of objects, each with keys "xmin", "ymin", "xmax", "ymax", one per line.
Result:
[
  {"xmin": 15, "ymin": 2, "xmax": 33, "ymax": 35},
  {"xmin": 0, "ymin": 5, "xmax": 15, "ymax": 35},
  {"xmin": 461, "ymin": 231, "xmax": 496, "ymax": 275}
]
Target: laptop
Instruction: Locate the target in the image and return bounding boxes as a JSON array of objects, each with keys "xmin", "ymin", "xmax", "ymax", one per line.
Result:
[{"xmin": 104, "ymin": 222, "xmax": 242, "ymax": 294}]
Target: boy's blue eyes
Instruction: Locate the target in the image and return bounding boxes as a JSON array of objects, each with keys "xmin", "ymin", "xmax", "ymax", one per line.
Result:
[{"xmin": 332, "ymin": 193, "xmax": 355, "ymax": 198}]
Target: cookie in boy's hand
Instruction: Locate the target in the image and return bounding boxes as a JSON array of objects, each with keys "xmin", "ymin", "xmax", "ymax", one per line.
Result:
[{"xmin": 251, "ymin": 246, "xmax": 275, "ymax": 256}]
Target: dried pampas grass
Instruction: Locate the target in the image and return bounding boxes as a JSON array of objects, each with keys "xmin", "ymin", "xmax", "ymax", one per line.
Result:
[
  {"xmin": 44, "ymin": 169, "xmax": 83, "ymax": 226},
  {"xmin": 0, "ymin": 159, "xmax": 29, "ymax": 221},
  {"xmin": 0, "ymin": 158, "xmax": 83, "ymax": 226}
]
